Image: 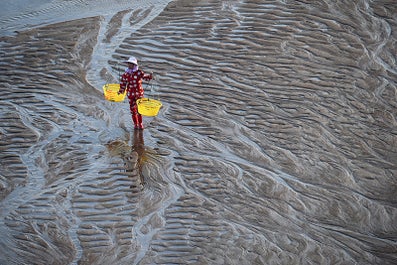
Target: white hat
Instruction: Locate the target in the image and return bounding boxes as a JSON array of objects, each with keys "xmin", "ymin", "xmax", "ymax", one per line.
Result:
[{"xmin": 125, "ymin": 56, "xmax": 138, "ymax": 65}]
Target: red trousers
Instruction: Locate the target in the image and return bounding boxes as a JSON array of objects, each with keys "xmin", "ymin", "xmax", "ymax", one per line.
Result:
[{"xmin": 129, "ymin": 97, "xmax": 143, "ymax": 129}]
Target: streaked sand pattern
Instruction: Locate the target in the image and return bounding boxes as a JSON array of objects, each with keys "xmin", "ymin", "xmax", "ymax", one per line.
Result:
[{"xmin": 0, "ymin": 0, "xmax": 396, "ymax": 264}]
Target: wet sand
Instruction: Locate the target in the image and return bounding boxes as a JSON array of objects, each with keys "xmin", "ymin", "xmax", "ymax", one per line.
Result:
[{"xmin": 1, "ymin": 0, "xmax": 397, "ymax": 264}]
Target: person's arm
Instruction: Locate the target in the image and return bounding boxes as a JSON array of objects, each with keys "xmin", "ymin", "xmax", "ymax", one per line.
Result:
[
  {"xmin": 118, "ymin": 74, "xmax": 127, "ymax": 94},
  {"xmin": 143, "ymin": 71, "xmax": 153, "ymax": 81}
]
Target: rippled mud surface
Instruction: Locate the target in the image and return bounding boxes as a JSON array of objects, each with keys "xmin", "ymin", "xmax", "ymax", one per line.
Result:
[{"xmin": 1, "ymin": 0, "xmax": 396, "ymax": 264}]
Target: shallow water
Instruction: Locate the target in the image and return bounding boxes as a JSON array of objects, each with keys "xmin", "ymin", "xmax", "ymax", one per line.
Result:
[{"xmin": 0, "ymin": 0, "xmax": 396, "ymax": 264}]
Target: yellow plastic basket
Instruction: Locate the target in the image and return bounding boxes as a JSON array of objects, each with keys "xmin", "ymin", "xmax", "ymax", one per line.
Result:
[
  {"xmin": 137, "ymin": 98, "xmax": 162, "ymax": 116},
  {"xmin": 103, "ymin": 83, "xmax": 126, "ymax": 102}
]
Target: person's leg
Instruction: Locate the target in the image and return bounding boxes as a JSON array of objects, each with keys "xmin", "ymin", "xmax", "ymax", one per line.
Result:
[
  {"xmin": 137, "ymin": 114, "xmax": 144, "ymax": 129},
  {"xmin": 129, "ymin": 99, "xmax": 139, "ymax": 129}
]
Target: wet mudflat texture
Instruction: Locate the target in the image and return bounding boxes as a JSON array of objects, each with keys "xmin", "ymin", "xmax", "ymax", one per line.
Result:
[{"xmin": 0, "ymin": 0, "xmax": 397, "ymax": 264}]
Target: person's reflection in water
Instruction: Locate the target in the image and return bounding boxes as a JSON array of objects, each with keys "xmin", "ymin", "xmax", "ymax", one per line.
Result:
[
  {"xmin": 132, "ymin": 129, "xmax": 146, "ymax": 188},
  {"xmin": 105, "ymin": 130, "xmax": 150, "ymax": 190}
]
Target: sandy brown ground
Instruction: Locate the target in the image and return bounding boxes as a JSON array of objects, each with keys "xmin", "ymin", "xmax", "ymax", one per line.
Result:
[{"xmin": 1, "ymin": 0, "xmax": 396, "ymax": 264}]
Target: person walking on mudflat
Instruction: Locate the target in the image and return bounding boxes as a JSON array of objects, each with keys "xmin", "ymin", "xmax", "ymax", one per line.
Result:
[{"xmin": 118, "ymin": 56, "xmax": 153, "ymax": 129}]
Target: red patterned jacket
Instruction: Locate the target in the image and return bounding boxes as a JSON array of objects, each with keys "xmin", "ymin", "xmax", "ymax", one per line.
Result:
[{"xmin": 119, "ymin": 69, "xmax": 152, "ymax": 100}]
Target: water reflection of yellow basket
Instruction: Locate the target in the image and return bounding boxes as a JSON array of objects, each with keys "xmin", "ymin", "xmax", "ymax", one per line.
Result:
[
  {"xmin": 103, "ymin": 83, "xmax": 126, "ymax": 102},
  {"xmin": 137, "ymin": 98, "xmax": 162, "ymax": 116}
]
